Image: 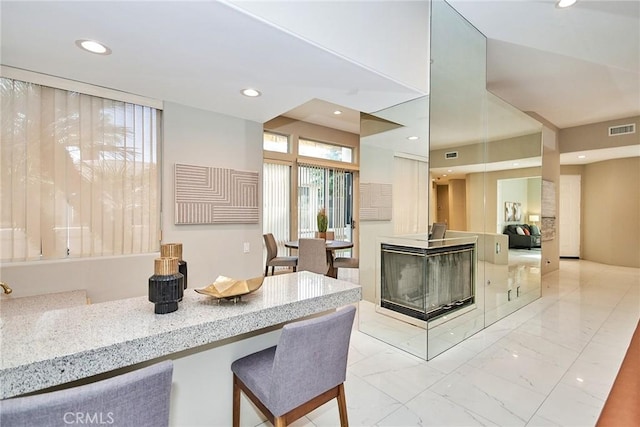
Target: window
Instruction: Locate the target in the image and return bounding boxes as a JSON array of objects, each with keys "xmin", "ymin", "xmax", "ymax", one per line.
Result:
[
  {"xmin": 263, "ymin": 162, "xmax": 291, "ymax": 249},
  {"xmin": 262, "ymin": 129, "xmax": 358, "ymax": 258},
  {"xmin": 1, "ymin": 78, "xmax": 161, "ymax": 261},
  {"xmin": 299, "ymin": 138, "xmax": 352, "ymax": 163},
  {"xmin": 298, "ymin": 165, "xmax": 353, "ymax": 254},
  {"xmin": 263, "ymin": 131, "xmax": 289, "ymax": 153}
]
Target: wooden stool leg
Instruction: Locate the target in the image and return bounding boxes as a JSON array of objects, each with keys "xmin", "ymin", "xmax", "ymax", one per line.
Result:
[
  {"xmin": 337, "ymin": 383, "xmax": 349, "ymax": 427},
  {"xmin": 233, "ymin": 375, "xmax": 241, "ymax": 427}
]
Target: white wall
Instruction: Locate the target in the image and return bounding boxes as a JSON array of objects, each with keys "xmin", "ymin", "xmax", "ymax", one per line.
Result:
[
  {"xmin": 161, "ymin": 102, "xmax": 264, "ymax": 290},
  {"xmin": 0, "ymin": 102, "xmax": 264, "ymax": 303},
  {"xmin": 359, "ymin": 145, "xmax": 394, "ymax": 302}
]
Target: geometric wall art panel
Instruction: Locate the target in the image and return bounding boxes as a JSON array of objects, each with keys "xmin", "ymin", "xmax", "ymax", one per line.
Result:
[
  {"xmin": 175, "ymin": 163, "xmax": 259, "ymax": 224},
  {"xmin": 360, "ymin": 183, "xmax": 392, "ymax": 221}
]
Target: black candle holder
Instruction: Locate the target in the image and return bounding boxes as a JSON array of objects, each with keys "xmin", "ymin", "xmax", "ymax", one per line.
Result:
[{"xmin": 148, "ymin": 257, "xmax": 184, "ymax": 314}]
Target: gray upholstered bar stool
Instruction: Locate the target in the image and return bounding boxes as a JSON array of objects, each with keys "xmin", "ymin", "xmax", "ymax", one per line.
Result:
[
  {"xmin": 0, "ymin": 361, "xmax": 174, "ymax": 427},
  {"xmin": 231, "ymin": 305, "xmax": 356, "ymax": 427}
]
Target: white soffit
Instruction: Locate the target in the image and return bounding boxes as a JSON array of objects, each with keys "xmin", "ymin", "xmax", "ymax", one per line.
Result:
[
  {"xmin": 226, "ymin": 0, "xmax": 431, "ymax": 94},
  {"xmin": 560, "ymin": 145, "xmax": 640, "ymax": 165}
]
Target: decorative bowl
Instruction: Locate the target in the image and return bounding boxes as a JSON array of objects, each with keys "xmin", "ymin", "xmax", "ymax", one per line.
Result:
[{"xmin": 195, "ymin": 275, "xmax": 264, "ymax": 300}]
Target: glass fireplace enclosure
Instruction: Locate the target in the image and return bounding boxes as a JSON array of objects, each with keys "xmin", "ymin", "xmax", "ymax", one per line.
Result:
[
  {"xmin": 372, "ymin": 234, "xmax": 484, "ymax": 360},
  {"xmin": 358, "ymin": 0, "xmax": 542, "ymax": 360}
]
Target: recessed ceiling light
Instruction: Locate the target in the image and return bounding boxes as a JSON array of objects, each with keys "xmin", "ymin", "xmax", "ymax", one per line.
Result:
[
  {"xmin": 407, "ymin": 136, "xmax": 419, "ymax": 141},
  {"xmin": 442, "ymin": 174, "xmax": 448, "ymax": 177},
  {"xmin": 333, "ymin": 110, "xmax": 342, "ymax": 115},
  {"xmin": 513, "ymin": 162, "xmax": 520, "ymax": 166},
  {"xmin": 578, "ymin": 155, "xmax": 586, "ymax": 159},
  {"xmin": 241, "ymin": 88, "xmax": 261, "ymax": 97},
  {"xmin": 556, "ymin": 0, "xmax": 577, "ymax": 8},
  {"xmin": 447, "ymin": 169, "xmax": 453, "ymax": 173},
  {"xmin": 75, "ymin": 39, "xmax": 111, "ymax": 55}
]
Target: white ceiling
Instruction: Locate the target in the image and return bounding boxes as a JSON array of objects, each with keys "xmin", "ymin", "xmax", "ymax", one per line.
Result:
[
  {"xmin": 449, "ymin": 0, "xmax": 640, "ymax": 129},
  {"xmin": 1, "ymin": 0, "xmax": 638, "ymax": 163},
  {"xmin": 0, "ymin": 1, "xmax": 423, "ymax": 125}
]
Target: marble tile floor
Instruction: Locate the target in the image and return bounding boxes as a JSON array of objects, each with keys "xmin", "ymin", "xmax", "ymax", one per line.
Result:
[{"xmin": 254, "ymin": 260, "xmax": 639, "ymax": 427}]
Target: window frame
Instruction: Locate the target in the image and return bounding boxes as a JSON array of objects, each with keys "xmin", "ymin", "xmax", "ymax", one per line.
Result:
[{"xmin": 0, "ymin": 71, "xmax": 163, "ymax": 262}]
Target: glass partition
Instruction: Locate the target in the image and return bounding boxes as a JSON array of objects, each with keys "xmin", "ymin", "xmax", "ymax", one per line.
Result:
[
  {"xmin": 358, "ymin": 0, "xmax": 542, "ymax": 360},
  {"xmin": 424, "ymin": 0, "xmax": 488, "ymax": 359}
]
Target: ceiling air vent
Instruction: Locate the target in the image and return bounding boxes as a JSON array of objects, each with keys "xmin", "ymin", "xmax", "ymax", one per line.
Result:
[
  {"xmin": 445, "ymin": 151, "xmax": 458, "ymax": 159},
  {"xmin": 608, "ymin": 124, "xmax": 635, "ymax": 137}
]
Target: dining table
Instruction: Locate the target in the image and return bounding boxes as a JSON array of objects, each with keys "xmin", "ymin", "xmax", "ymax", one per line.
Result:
[{"xmin": 284, "ymin": 239, "xmax": 354, "ymax": 278}]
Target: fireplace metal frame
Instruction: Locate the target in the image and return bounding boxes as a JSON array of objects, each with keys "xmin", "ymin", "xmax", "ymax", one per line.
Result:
[{"xmin": 380, "ymin": 242, "xmax": 476, "ymax": 322}]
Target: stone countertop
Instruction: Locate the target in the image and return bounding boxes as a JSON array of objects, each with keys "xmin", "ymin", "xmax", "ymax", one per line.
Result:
[
  {"xmin": 0, "ymin": 272, "xmax": 361, "ymax": 399},
  {"xmin": 0, "ymin": 290, "xmax": 88, "ymax": 317}
]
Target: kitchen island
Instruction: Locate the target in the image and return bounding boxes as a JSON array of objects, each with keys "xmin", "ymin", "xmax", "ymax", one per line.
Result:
[{"xmin": 0, "ymin": 271, "xmax": 361, "ymax": 426}]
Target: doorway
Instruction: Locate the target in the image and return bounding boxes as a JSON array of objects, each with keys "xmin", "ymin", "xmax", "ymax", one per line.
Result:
[
  {"xmin": 298, "ymin": 165, "xmax": 354, "ymax": 255},
  {"xmin": 559, "ymin": 174, "xmax": 581, "ymax": 258}
]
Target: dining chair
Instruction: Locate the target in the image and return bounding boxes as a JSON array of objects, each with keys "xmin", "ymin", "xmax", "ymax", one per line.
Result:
[
  {"xmin": 264, "ymin": 233, "xmax": 298, "ymax": 276},
  {"xmin": 0, "ymin": 361, "xmax": 174, "ymax": 427},
  {"xmin": 297, "ymin": 238, "xmax": 329, "ymax": 275},
  {"xmin": 333, "ymin": 256, "xmax": 359, "ymax": 270},
  {"xmin": 429, "ymin": 222, "xmax": 447, "ymax": 240},
  {"xmin": 231, "ymin": 305, "xmax": 356, "ymax": 427}
]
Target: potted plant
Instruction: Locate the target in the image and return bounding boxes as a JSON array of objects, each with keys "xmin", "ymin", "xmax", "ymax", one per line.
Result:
[{"xmin": 316, "ymin": 207, "xmax": 328, "ymax": 239}]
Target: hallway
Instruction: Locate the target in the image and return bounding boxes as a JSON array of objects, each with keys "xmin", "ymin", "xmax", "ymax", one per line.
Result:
[{"xmin": 274, "ymin": 260, "xmax": 639, "ymax": 426}]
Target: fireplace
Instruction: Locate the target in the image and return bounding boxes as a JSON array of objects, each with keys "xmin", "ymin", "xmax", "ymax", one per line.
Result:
[{"xmin": 380, "ymin": 242, "xmax": 475, "ymax": 321}]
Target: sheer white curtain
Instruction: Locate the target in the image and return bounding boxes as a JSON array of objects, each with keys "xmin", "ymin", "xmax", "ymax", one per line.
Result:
[
  {"xmin": 393, "ymin": 156, "xmax": 429, "ymax": 235},
  {"xmin": 1, "ymin": 78, "xmax": 160, "ymax": 261},
  {"xmin": 262, "ymin": 162, "xmax": 291, "ymax": 250}
]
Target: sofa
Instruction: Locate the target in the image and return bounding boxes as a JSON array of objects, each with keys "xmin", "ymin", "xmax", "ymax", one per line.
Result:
[{"xmin": 503, "ymin": 224, "xmax": 541, "ymax": 249}]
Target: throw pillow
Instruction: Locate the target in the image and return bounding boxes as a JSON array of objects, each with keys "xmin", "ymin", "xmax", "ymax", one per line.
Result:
[
  {"xmin": 523, "ymin": 228, "xmax": 530, "ymax": 235},
  {"xmin": 530, "ymin": 225, "xmax": 540, "ymax": 235},
  {"xmin": 516, "ymin": 226, "xmax": 525, "ymax": 235}
]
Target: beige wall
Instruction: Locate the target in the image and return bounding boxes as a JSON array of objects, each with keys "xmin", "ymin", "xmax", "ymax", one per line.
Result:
[
  {"xmin": 558, "ymin": 115, "xmax": 640, "ymax": 268},
  {"xmin": 559, "ymin": 115, "xmax": 640, "ymax": 153},
  {"xmin": 466, "ymin": 167, "xmax": 542, "ymax": 233},
  {"xmin": 430, "ymin": 133, "xmax": 541, "ymax": 169},
  {"xmin": 563, "ymin": 157, "xmax": 640, "ymax": 267},
  {"xmin": 447, "ymin": 179, "xmax": 466, "ymax": 230}
]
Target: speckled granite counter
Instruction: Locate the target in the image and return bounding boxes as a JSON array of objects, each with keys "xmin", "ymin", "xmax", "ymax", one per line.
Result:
[
  {"xmin": 0, "ymin": 272, "xmax": 361, "ymax": 399},
  {"xmin": 0, "ymin": 290, "xmax": 88, "ymax": 317}
]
